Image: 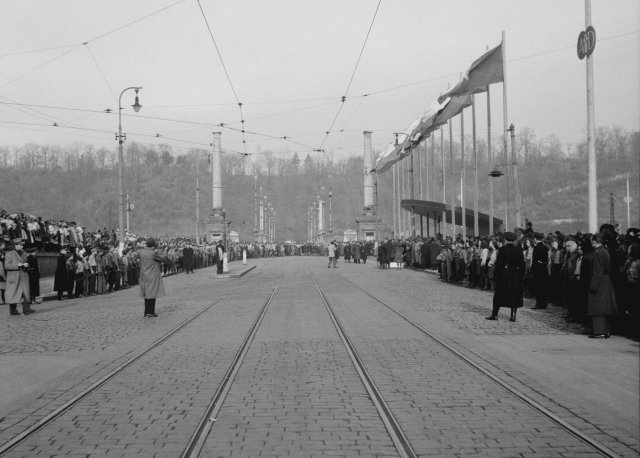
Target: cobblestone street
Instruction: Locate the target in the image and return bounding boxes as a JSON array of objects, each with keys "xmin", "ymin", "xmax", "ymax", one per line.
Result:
[{"xmin": 1, "ymin": 257, "xmax": 638, "ymax": 457}]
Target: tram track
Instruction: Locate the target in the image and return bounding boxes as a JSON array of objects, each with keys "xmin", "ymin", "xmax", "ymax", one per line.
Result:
[
  {"xmin": 309, "ymin": 269, "xmax": 417, "ymax": 458},
  {"xmin": 181, "ymin": 268, "xmax": 284, "ymax": 458},
  {"xmin": 328, "ymin": 270, "xmax": 624, "ymax": 458},
  {"xmin": 0, "ymin": 295, "xmax": 227, "ymax": 456},
  {"xmin": 0, "ymin": 264, "xmax": 285, "ymax": 458}
]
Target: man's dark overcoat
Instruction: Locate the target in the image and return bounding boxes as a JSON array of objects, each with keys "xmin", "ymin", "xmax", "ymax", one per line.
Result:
[
  {"xmin": 587, "ymin": 245, "xmax": 618, "ymax": 317},
  {"xmin": 492, "ymin": 243, "xmax": 525, "ymax": 309},
  {"xmin": 53, "ymin": 252, "xmax": 69, "ymax": 292},
  {"xmin": 183, "ymin": 246, "xmax": 194, "ymax": 272}
]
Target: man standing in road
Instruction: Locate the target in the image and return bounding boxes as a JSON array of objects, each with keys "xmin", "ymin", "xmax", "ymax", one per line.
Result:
[
  {"xmin": 487, "ymin": 232, "xmax": 525, "ymax": 321},
  {"xmin": 4, "ymin": 239, "xmax": 34, "ymax": 315},
  {"xmin": 136, "ymin": 238, "xmax": 166, "ymax": 317},
  {"xmin": 328, "ymin": 241, "xmax": 337, "ymax": 268}
]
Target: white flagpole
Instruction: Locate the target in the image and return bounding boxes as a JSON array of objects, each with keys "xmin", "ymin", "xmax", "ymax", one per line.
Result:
[
  {"xmin": 502, "ymin": 30, "xmax": 511, "ymax": 231},
  {"xmin": 627, "ymin": 173, "xmax": 631, "ymax": 229},
  {"xmin": 487, "ymin": 86, "xmax": 494, "ymax": 234},
  {"xmin": 449, "ymin": 118, "xmax": 456, "ymax": 238},
  {"xmin": 460, "ymin": 106, "xmax": 466, "ymax": 240},
  {"xmin": 392, "ymin": 163, "xmax": 397, "ymax": 238},
  {"xmin": 472, "ymin": 94, "xmax": 479, "ymax": 236},
  {"xmin": 441, "ymin": 127, "xmax": 447, "ymax": 239}
]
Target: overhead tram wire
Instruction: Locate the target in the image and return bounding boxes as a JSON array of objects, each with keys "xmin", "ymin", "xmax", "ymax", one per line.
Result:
[
  {"xmin": 0, "ymin": 0, "xmax": 189, "ymax": 89},
  {"xmin": 4, "ymin": 27, "xmax": 637, "ymax": 155},
  {"xmin": 0, "ymin": 45, "xmax": 83, "ymax": 90},
  {"xmin": 317, "ymin": 0, "xmax": 382, "ymax": 152},
  {"xmin": 195, "ymin": 0, "xmax": 248, "ymax": 156},
  {"xmin": 84, "ymin": 44, "xmax": 118, "ymax": 103}
]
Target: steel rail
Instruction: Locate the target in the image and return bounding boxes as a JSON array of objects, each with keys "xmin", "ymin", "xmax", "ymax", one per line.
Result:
[
  {"xmin": 310, "ymin": 270, "xmax": 418, "ymax": 458},
  {"xmin": 181, "ymin": 267, "xmax": 285, "ymax": 458},
  {"xmin": 337, "ymin": 272, "xmax": 622, "ymax": 458},
  {"xmin": 0, "ymin": 296, "xmax": 227, "ymax": 456}
]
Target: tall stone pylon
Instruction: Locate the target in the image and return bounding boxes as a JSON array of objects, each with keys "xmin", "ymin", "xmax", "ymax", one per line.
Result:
[
  {"xmin": 356, "ymin": 131, "xmax": 380, "ymax": 241},
  {"xmin": 206, "ymin": 132, "xmax": 227, "ymax": 242}
]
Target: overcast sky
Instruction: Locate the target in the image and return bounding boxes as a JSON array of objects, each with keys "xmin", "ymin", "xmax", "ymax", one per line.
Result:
[{"xmin": 1, "ymin": 0, "xmax": 638, "ymax": 162}]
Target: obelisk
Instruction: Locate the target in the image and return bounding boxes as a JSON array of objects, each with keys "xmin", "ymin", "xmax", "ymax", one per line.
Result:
[
  {"xmin": 206, "ymin": 132, "xmax": 227, "ymax": 242},
  {"xmin": 356, "ymin": 131, "xmax": 380, "ymax": 241}
]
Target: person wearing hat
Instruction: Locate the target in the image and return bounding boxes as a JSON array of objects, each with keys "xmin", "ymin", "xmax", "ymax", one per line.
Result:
[
  {"xmin": 135, "ymin": 238, "xmax": 167, "ymax": 317},
  {"xmin": 587, "ymin": 233, "xmax": 618, "ymax": 338},
  {"xmin": 0, "ymin": 242, "xmax": 7, "ymax": 304},
  {"xmin": 54, "ymin": 247, "xmax": 70, "ymax": 300},
  {"xmin": 327, "ymin": 241, "xmax": 337, "ymax": 268},
  {"xmin": 531, "ymin": 232, "xmax": 549, "ymax": 309},
  {"xmin": 487, "ymin": 232, "xmax": 525, "ymax": 321},
  {"xmin": 25, "ymin": 246, "xmax": 40, "ymax": 304},
  {"xmin": 4, "ymin": 239, "xmax": 34, "ymax": 315}
]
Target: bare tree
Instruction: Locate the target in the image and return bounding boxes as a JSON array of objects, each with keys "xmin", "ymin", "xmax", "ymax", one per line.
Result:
[{"xmin": 0, "ymin": 145, "xmax": 10, "ymax": 167}]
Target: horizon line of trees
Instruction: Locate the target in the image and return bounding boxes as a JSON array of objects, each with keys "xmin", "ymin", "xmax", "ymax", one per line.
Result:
[{"xmin": 1, "ymin": 124, "xmax": 638, "ymax": 240}]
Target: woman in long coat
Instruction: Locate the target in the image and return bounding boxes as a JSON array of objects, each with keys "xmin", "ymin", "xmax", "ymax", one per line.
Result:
[
  {"xmin": 136, "ymin": 238, "xmax": 166, "ymax": 317},
  {"xmin": 587, "ymin": 233, "xmax": 617, "ymax": 338},
  {"xmin": 487, "ymin": 233, "xmax": 525, "ymax": 322}
]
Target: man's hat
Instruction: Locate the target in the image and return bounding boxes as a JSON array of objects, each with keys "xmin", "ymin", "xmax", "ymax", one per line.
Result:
[
  {"xmin": 504, "ymin": 232, "xmax": 517, "ymax": 242},
  {"xmin": 146, "ymin": 238, "xmax": 157, "ymax": 247}
]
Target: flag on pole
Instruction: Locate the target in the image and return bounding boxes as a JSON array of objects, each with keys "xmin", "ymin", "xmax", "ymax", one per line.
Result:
[
  {"xmin": 434, "ymin": 94, "xmax": 472, "ymax": 126},
  {"xmin": 437, "ymin": 42, "xmax": 503, "ymax": 104}
]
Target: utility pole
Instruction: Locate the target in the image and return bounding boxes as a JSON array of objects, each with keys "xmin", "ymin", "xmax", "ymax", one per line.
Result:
[
  {"xmin": 509, "ymin": 124, "xmax": 522, "ymax": 229},
  {"xmin": 195, "ymin": 176, "xmax": 200, "ymax": 243},
  {"xmin": 585, "ymin": 0, "xmax": 598, "ymax": 232}
]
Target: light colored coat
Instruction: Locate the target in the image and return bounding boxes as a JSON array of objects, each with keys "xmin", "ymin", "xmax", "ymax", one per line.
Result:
[
  {"xmin": 4, "ymin": 249, "xmax": 30, "ymax": 304},
  {"xmin": 136, "ymin": 248, "xmax": 166, "ymax": 299}
]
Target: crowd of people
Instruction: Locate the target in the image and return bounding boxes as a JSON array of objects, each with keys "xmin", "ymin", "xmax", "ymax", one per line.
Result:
[
  {"xmin": 0, "ymin": 208, "xmax": 258, "ymax": 316},
  {"xmin": 3, "ymin": 209, "xmax": 638, "ymax": 339},
  {"xmin": 374, "ymin": 222, "xmax": 639, "ymax": 339}
]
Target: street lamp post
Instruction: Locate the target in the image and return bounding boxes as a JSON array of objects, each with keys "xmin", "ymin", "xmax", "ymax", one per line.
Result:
[{"xmin": 116, "ymin": 86, "xmax": 142, "ymax": 248}]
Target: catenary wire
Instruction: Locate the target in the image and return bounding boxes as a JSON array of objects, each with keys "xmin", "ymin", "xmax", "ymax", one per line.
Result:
[
  {"xmin": 195, "ymin": 0, "xmax": 248, "ymax": 156},
  {"xmin": 317, "ymin": 0, "xmax": 382, "ymax": 152}
]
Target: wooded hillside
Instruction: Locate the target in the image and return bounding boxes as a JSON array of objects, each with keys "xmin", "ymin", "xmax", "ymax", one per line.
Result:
[{"xmin": 1, "ymin": 125, "xmax": 638, "ymax": 240}]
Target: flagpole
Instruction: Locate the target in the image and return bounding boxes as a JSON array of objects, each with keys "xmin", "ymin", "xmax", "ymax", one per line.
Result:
[
  {"xmin": 502, "ymin": 30, "xmax": 511, "ymax": 231},
  {"xmin": 431, "ymin": 134, "xmax": 435, "ymax": 202},
  {"xmin": 487, "ymin": 86, "xmax": 494, "ymax": 234},
  {"xmin": 409, "ymin": 149, "xmax": 416, "ymax": 238},
  {"xmin": 472, "ymin": 94, "xmax": 479, "ymax": 236},
  {"xmin": 441, "ymin": 127, "xmax": 447, "ymax": 239},
  {"xmin": 392, "ymin": 163, "xmax": 397, "ymax": 238},
  {"xmin": 449, "ymin": 118, "xmax": 456, "ymax": 238},
  {"xmin": 626, "ymin": 173, "xmax": 631, "ymax": 229},
  {"xmin": 460, "ymin": 106, "xmax": 466, "ymax": 240},
  {"xmin": 585, "ymin": 0, "xmax": 598, "ymax": 233},
  {"xmin": 419, "ymin": 141, "xmax": 424, "ymax": 200}
]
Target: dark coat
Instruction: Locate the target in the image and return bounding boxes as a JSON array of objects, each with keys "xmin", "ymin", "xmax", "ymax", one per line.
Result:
[
  {"xmin": 531, "ymin": 242, "xmax": 549, "ymax": 277},
  {"xmin": 54, "ymin": 253, "xmax": 69, "ymax": 292},
  {"xmin": 183, "ymin": 247, "xmax": 194, "ymax": 271},
  {"xmin": 27, "ymin": 253, "xmax": 40, "ymax": 297},
  {"xmin": 492, "ymin": 243, "xmax": 525, "ymax": 309},
  {"xmin": 587, "ymin": 246, "xmax": 618, "ymax": 316}
]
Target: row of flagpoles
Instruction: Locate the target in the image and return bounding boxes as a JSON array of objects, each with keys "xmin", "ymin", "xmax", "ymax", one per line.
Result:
[{"xmin": 372, "ymin": 31, "xmax": 515, "ymax": 238}]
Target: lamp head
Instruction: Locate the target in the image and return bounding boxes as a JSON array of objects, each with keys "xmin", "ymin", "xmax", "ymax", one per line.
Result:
[
  {"xmin": 488, "ymin": 169, "xmax": 504, "ymax": 178},
  {"xmin": 132, "ymin": 89, "xmax": 142, "ymax": 113}
]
